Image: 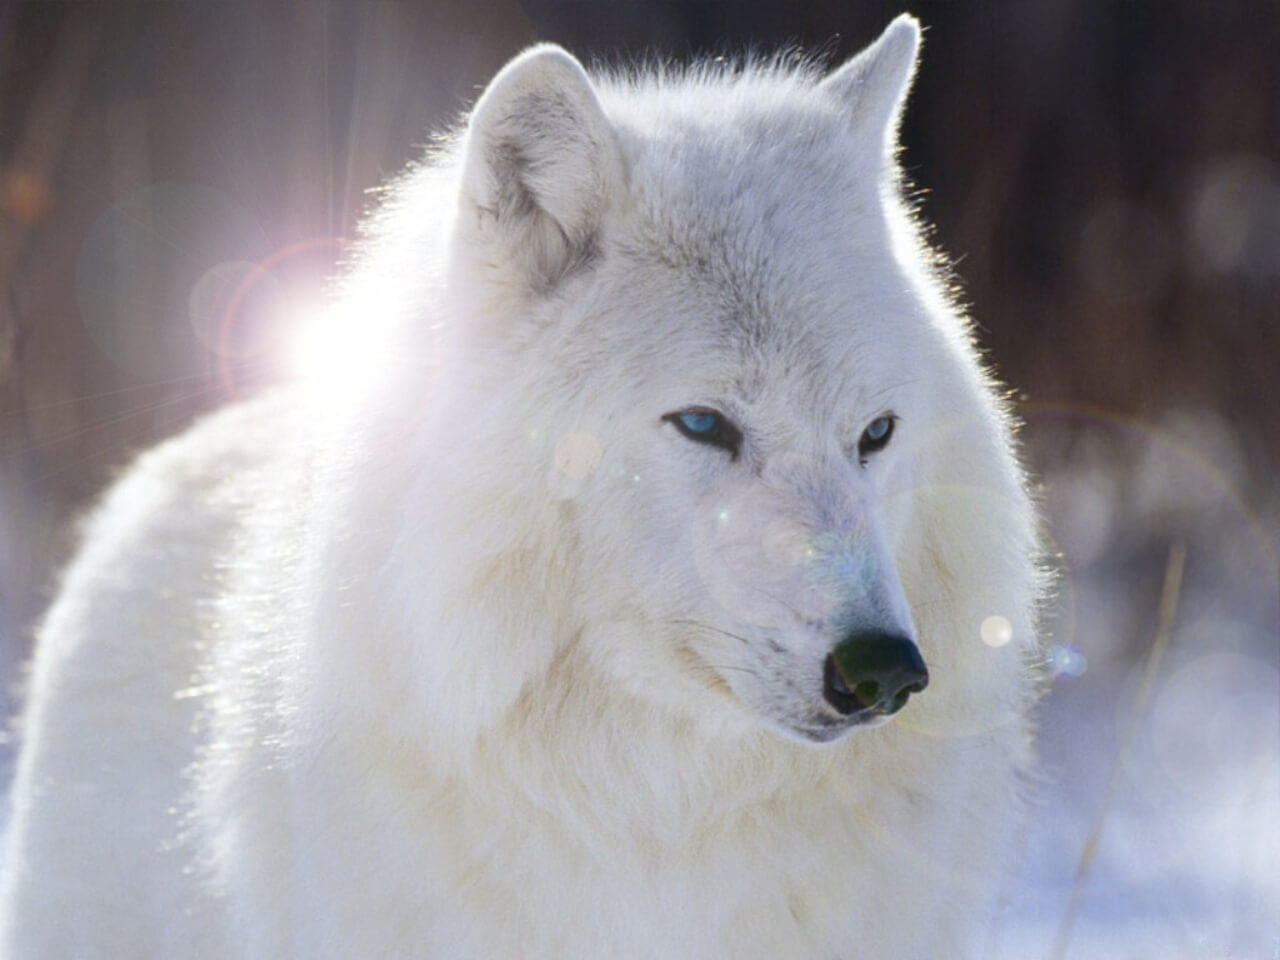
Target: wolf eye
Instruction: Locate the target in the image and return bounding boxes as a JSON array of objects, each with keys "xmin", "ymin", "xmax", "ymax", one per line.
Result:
[
  {"xmin": 857, "ymin": 415, "xmax": 895, "ymax": 460},
  {"xmin": 663, "ymin": 408, "xmax": 742, "ymax": 459},
  {"xmin": 678, "ymin": 411, "xmax": 716, "ymax": 434}
]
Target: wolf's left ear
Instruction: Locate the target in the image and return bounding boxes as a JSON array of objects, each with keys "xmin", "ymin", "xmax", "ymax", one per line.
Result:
[
  {"xmin": 819, "ymin": 14, "xmax": 921, "ymax": 154},
  {"xmin": 456, "ymin": 45, "xmax": 624, "ymax": 295}
]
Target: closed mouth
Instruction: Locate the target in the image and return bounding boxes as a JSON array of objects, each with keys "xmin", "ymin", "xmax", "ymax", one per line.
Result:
[{"xmin": 787, "ymin": 710, "xmax": 890, "ymax": 744}]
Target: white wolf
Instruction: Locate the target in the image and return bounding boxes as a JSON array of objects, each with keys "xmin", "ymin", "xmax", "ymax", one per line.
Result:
[{"xmin": 0, "ymin": 15, "xmax": 1041, "ymax": 958}]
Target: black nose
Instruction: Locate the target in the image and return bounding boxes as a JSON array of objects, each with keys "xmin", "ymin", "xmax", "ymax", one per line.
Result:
[{"xmin": 823, "ymin": 630, "xmax": 928, "ymax": 716}]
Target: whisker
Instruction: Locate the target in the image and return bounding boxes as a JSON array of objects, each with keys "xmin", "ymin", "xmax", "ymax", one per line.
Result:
[
  {"xmin": 750, "ymin": 586, "xmax": 807, "ymax": 621},
  {"xmin": 699, "ymin": 662, "xmax": 758, "ymax": 677},
  {"xmin": 664, "ymin": 618, "xmax": 753, "ymax": 646}
]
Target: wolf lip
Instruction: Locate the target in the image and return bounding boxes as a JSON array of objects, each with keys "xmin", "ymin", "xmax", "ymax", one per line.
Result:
[{"xmin": 791, "ymin": 709, "xmax": 889, "ymax": 744}]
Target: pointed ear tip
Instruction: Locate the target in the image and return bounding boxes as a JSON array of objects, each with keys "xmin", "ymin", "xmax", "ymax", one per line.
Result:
[
  {"xmin": 470, "ymin": 43, "xmax": 595, "ymax": 128},
  {"xmin": 498, "ymin": 43, "xmax": 589, "ymax": 85},
  {"xmin": 513, "ymin": 42, "xmax": 579, "ymax": 65},
  {"xmin": 881, "ymin": 13, "xmax": 923, "ymax": 60}
]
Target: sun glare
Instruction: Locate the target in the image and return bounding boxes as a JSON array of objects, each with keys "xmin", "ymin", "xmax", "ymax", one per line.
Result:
[{"xmin": 286, "ymin": 299, "xmax": 389, "ymax": 405}]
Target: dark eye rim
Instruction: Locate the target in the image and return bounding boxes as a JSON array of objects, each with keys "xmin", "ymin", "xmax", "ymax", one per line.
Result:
[
  {"xmin": 662, "ymin": 407, "xmax": 743, "ymax": 460},
  {"xmin": 857, "ymin": 413, "xmax": 896, "ymax": 461}
]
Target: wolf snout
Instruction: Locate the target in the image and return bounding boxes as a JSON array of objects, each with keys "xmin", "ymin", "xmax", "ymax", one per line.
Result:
[{"xmin": 823, "ymin": 631, "xmax": 928, "ymax": 717}]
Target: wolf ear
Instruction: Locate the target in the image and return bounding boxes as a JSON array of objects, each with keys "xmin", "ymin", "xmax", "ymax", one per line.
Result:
[
  {"xmin": 456, "ymin": 45, "xmax": 624, "ymax": 294},
  {"xmin": 819, "ymin": 14, "xmax": 921, "ymax": 154}
]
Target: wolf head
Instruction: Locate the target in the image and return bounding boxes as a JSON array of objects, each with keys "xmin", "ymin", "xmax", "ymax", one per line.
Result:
[{"xmin": 352, "ymin": 17, "xmax": 1037, "ymax": 751}]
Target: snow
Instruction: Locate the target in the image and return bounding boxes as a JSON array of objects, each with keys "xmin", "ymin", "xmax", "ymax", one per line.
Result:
[{"xmin": 988, "ymin": 408, "xmax": 1279, "ymax": 959}]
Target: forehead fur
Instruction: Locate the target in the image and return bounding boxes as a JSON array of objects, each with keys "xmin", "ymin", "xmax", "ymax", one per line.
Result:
[
  {"xmin": 600, "ymin": 65, "xmax": 884, "ymax": 260},
  {"xmin": 561, "ymin": 63, "xmax": 926, "ymax": 403}
]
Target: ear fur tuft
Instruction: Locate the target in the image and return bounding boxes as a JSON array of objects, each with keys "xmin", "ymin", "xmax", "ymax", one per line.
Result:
[{"xmin": 457, "ymin": 45, "xmax": 624, "ymax": 294}]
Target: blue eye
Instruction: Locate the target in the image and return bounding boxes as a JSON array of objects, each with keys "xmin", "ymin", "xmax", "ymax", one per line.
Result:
[
  {"xmin": 679, "ymin": 411, "xmax": 717, "ymax": 434},
  {"xmin": 663, "ymin": 407, "xmax": 742, "ymax": 459},
  {"xmin": 858, "ymin": 415, "xmax": 895, "ymax": 460},
  {"xmin": 865, "ymin": 417, "xmax": 892, "ymax": 441}
]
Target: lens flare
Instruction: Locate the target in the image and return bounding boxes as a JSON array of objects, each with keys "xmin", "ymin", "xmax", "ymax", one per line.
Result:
[
  {"xmin": 286, "ymin": 300, "xmax": 390, "ymax": 408},
  {"xmin": 1047, "ymin": 644, "xmax": 1088, "ymax": 677},
  {"xmin": 553, "ymin": 431, "xmax": 602, "ymax": 480},
  {"xmin": 980, "ymin": 614, "xmax": 1013, "ymax": 647}
]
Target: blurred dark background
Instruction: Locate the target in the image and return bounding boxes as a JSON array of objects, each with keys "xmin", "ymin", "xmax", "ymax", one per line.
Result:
[{"xmin": 1, "ymin": 3, "xmax": 1277, "ymax": 957}]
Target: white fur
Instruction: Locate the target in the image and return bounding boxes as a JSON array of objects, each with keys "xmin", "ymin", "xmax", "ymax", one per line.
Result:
[{"xmin": 0, "ymin": 16, "xmax": 1043, "ymax": 958}]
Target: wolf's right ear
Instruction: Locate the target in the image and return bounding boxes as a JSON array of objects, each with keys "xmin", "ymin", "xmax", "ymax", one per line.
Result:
[
  {"xmin": 819, "ymin": 15, "xmax": 921, "ymax": 158},
  {"xmin": 455, "ymin": 46, "xmax": 624, "ymax": 296}
]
